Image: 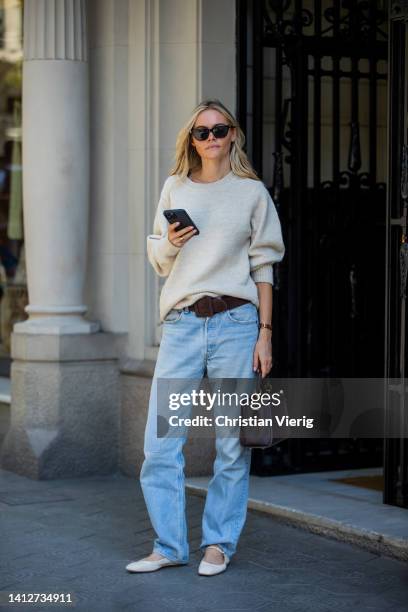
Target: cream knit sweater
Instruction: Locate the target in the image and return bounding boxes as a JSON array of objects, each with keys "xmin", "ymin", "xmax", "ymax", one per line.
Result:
[{"xmin": 147, "ymin": 171, "xmax": 285, "ymax": 323}]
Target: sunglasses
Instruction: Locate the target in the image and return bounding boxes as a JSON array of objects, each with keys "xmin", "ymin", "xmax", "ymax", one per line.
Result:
[{"xmin": 190, "ymin": 123, "xmax": 234, "ymax": 141}]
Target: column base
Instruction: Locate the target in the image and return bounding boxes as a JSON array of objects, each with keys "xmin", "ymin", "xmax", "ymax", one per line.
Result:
[
  {"xmin": 14, "ymin": 315, "xmax": 100, "ymax": 335},
  {"xmin": 1, "ymin": 331, "xmax": 119, "ymax": 480}
]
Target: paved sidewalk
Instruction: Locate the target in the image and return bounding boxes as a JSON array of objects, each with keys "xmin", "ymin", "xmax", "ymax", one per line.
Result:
[
  {"xmin": 187, "ymin": 467, "xmax": 408, "ymax": 562},
  {"xmin": 0, "ymin": 469, "xmax": 407, "ymax": 612}
]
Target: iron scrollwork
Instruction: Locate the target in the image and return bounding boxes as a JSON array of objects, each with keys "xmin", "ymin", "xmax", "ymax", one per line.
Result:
[
  {"xmin": 391, "ymin": 1, "xmax": 408, "ymax": 21},
  {"xmin": 264, "ymin": 0, "xmax": 387, "ymax": 40}
]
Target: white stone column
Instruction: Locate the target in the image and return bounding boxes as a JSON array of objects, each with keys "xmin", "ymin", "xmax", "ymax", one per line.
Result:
[{"xmin": 14, "ymin": 0, "xmax": 99, "ymax": 334}]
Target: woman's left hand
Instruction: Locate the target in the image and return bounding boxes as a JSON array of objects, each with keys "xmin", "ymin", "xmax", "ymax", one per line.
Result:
[{"xmin": 253, "ymin": 330, "xmax": 273, "ymax": 378}]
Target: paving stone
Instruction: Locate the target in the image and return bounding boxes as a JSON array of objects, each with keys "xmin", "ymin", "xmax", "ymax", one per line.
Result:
[{"xmin": 0, "ymin": 490, "xmax": 74, "ymax": 506}]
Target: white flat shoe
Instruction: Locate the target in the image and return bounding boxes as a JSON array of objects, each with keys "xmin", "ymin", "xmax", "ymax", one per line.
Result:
[
  {"xmin": 126, "ymin": 555, "xmax": 184, "ymax": 573},
  {"xmin": 198, "ymin": 545, "xmax": 230, "ymax": 576}
]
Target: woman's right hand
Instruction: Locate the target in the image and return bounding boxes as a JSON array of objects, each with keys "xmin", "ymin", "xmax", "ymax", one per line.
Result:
[{"xmin": 167, "ymin": 222, "xmax": 197, "ymax": 247}]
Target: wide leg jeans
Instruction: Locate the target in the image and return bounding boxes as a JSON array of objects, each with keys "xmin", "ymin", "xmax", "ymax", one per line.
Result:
[{"xmin": 139, "ymin": 302, "xmax": 259, "ymax": 563}]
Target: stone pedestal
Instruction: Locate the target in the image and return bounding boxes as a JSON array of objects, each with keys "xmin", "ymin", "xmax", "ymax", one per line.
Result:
[{"xmin": 1, "ymin": 332, "xmax": 119, "ymax": 479}]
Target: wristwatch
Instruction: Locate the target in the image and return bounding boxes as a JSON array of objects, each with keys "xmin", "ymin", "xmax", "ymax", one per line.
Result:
[{"xmin": 259, "ymin": 322, "xmax": 272, "ymax": 331}]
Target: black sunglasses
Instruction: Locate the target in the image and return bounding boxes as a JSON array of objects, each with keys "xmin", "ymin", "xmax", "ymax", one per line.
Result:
[{"xmin": 190, "ymin": 123, "xmax": 234, "ymax": 141}]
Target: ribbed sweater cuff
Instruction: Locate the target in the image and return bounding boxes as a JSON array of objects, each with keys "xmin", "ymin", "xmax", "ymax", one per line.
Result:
[
  {"xmin": 251, "ymin": 263, "xmax": 274, "ymax": 284},
  {"xmin": 156, "ymin": 234, "xmax": 181, "ymax": 258}
]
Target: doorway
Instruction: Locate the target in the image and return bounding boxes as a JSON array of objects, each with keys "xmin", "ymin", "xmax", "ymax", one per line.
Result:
[{"xmin": 237, "ymin": 0, "xmax": 387, "ymax": 481}]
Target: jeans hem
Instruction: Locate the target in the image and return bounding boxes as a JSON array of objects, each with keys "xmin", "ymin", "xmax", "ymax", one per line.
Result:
[{"xmin": 153, "ymin": 546, "xmax": 189, "ymax": 564}]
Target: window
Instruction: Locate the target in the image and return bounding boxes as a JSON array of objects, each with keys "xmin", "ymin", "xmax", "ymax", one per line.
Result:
[{"xmin": 0, "ymin": 0, "xmax": 25, "ymax": 374}]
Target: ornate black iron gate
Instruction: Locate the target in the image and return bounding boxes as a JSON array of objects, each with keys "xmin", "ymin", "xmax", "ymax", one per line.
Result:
[
  {"xmin": 384, "ymin": 1, "xmax": 408, "ymax": 508},
  {"xmin": 237, "ymin": 1, "xmax": 388, "ymax": 477}
]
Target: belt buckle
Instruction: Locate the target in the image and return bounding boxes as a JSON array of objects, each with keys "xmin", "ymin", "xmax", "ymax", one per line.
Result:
[{"xmin": 194, "ymin": 296, "xmax": 214, "ymax": 317}]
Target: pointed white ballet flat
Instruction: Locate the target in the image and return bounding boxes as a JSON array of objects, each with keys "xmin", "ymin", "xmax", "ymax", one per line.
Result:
[
  {"xmin": 126, "ymin": 555, "xmax": 184, "ymax": 573},
  {"xmin": 198, "ymin": 544, "xmax": 230, "ymax": 576}
]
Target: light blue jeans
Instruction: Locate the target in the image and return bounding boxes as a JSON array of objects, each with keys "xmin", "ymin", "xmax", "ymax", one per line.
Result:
[{"xmin": 139, "ymin": 301, "xmax": 259, "ymax": 564}]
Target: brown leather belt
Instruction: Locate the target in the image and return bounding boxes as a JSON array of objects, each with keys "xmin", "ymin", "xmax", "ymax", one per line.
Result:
[{"xmin": 188, "ymin": 295, "xmax": 251, "ymax": 318}]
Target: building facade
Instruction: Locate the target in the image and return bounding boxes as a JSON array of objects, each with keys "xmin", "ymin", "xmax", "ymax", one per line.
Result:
[{"xmin": 0, "ymin": 0, "xmax": 406, "ymax": 508}]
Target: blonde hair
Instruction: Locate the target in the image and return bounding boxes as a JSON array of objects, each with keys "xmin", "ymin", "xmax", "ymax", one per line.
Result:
[{"xmin": 169, "ymin": 99, "xmax": 260, "ymax": 181}]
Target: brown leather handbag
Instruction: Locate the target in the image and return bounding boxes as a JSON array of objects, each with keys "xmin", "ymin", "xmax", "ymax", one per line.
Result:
[{"xmin": 239, "ymin": 371, "xmax": 289, "ymax": 448}]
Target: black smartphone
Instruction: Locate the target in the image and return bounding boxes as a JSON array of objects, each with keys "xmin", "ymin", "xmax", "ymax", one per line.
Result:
[{"xmin": 163, "ymin": 209, "xmax": 200, "ymax": 235}]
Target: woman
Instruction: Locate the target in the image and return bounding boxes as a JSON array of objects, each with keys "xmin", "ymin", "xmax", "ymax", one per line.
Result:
[{"xmin": 126, "ymin": 99, "xmax": 285, "ymax": 576}]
